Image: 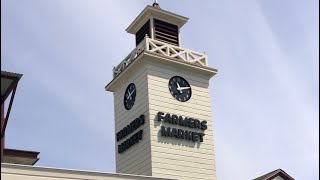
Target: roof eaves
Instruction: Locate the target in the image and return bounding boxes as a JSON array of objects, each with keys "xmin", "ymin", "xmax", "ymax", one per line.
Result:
[
  {"xmin": 126, "ymin": 5, "xmax": 189, "ymax": 34},
  {"xmin": 1, "ymin": 71, "xmax": 23, "ymax": 79},
  {"xmin": 254, "ymin": 169, "xmax": 294, "ymax": 180}
]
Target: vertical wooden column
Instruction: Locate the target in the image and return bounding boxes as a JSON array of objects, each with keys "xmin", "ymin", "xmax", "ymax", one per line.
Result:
[
  {"xmin": 150, "ymin": 17, "xmax": 154, "ymax": 39},
  {"xmin": 1, "ymin": 103, "xmax": 4, "ymax": 161}
]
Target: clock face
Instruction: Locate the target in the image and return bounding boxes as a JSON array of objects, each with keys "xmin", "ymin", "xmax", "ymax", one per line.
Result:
[
  {"xmin": 124, "ymin": 83, "xmax": 136, "ymax": 110},
  {"xmin": 168, "ymin": 76, "xmax": 192, "ymax": 102}
]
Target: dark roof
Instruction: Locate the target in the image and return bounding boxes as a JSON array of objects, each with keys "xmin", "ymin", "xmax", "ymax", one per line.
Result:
[
  {"xmin": 1, "ymin": 71, "xmax": 23, "ymax": 79},
  {"xmin": 254, "ymin": 169, "xmax": 294, "ymax": 180},
  {"xmin": 1, "ymin": 71, "xmax": 23, "ymax": 103},
  {"xmin": 2, "ymin": 148, "xmax": 40, "ymax": 165}
]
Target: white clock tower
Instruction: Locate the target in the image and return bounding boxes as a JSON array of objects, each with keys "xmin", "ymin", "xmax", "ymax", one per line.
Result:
[{"xmin": 105, "ymin": 3, "xmax": 218, "ymax": 180}]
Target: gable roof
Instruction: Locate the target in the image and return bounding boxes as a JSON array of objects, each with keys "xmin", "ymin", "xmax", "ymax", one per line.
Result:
[{"xmin": 254, "ymin": 169, "xmax": 294, "ymax": 180}]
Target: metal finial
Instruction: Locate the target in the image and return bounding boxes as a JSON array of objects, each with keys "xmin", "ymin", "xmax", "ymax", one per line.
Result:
[{"xmin": 153, "ymin": 0, "xmax": 160, "ymax": 9}]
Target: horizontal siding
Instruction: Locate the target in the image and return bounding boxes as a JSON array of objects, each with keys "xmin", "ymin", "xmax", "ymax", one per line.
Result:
[
  {"xmin": 114, "ymin": 96, "xmax": 148, "ymax": 129},
  {"xmin": 150, "ymin": 139, "xmax": 214, "ymax": 151},
  {"xmin": 115, "ymin": 100, "xmax": 149, "ymax": 130},
  {"xmin": 118, "ymin": 151, "xmax": 151, "ymax": 173},
  {"xmin": 148, "ymin": 86, "xmax": 212, "ymax": 106},
  {"xmin": 149, "ymin": 108, "xmax": 213, "ymax": 123},
  {"xmin": 112, "ymin": 57, "xmax": 217, "ymax": 179},
  {"xmin": 152, "ymin": 162, "xmax": 215, "ymax": 175},
  {"xmin": 147, "ymin": 62, "xmax": 211, "ymax": 85},
  {"xmin": 152, "ymin": 173, "xmax": 182, "ymax": 180},
  {"xmin": 152, "ymin": 159, "xmax": 215, "ymax": 171},
  {"xmin": 148, "ymin": 87, "xmax": 211, "ymax": 106},
  {"xmin": 153, "ymin": 168, "xmax": 216, "ymax": 180},
  {"xmin": 150, "ymin": 112, "xmax": 215, "ymax": 136},
  {"xmin": 114, "ymin": 71, "xmax": 149, "ymax": 130},
  {"xmin": 114, "ymin": 64, "xmax": 151, "ymax": 176},
  {"xmin": 151, "ymin": 149, "xmax": 215, "ymax": 165},
  {"xmin": 148, "ymin": 75, "xmax": 211, "ymax": 94},
  {"xmin": 113, "ymin": 65, "xmax": 148, "ymax": 100},
  {"xmin": 123, "ymin": 159, "xmax": 151, "ymax": 175},
  {"xmin": 137, "ymin": 169, "xmax": 152, "ymax": 176},
  {"xmin": 114, "ymin": 75, "xmax": 147, "ymax": 102},
  {"xmin": 149, "ymin": 100, "xmax": 212, "ymax": 117},
  {"xmin": 147, "ymin": 76, "xmax": 211, "ymax": 103},
  {"xmin": 150, "ymin": 141, "xmax": 215, "ymax": 155},
  {"xmin": 114, "ymin": 70, "xmax": 148, "ymax": 108},
  {"xmin": 150, "ymin": 126, "xmax": 214, "ymax": 141},
  {"xmin": 115, "ymin": 133, "xmax": 151, "ymax": 174},
  {"xmin": 114, "ymin": 88, "xmax": 148, "ymax": 115},
  {"xmin": 150, "ymin": 133, "xmax": 215, "ymax": 148},
  {"xmin": 116, "ymin": 127, "xmax": 151, "ymax": 175},
  {"xmin": 116, "ymin": 129, "xmax": 151, "ymax": 163},
  {"xmin": 149, "ymin": 107, "xmax": 213, "ymax": 122},
  {"xmin": 147, "ymin": 63, "xmax": 217, "ymax": 180},
  {"xmin": 151, "ymin": 150, "xmax": 215, "ymax": 166}
]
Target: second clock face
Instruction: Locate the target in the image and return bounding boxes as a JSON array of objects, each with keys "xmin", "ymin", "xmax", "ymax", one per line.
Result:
[
  {"xmin": 124, "ymin": 83, "xmax": 136, "ymax": 110},
  {"xmin": 168, "ymin": 76, "xmax": 192, "ymax": 102}
]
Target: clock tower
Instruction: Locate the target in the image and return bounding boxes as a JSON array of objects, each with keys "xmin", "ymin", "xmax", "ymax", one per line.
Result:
[{"xmin": 105, "ymin": 3, "xmax": 218, "ymax": 180}]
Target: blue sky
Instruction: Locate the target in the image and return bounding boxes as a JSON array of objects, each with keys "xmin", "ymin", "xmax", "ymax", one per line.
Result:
[{"xmin": 1, "ymin": 0, "xmax": 319, "ymax": 179}]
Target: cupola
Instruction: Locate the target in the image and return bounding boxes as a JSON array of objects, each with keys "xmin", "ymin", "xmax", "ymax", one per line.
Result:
[{"xmin": 126, "ymin": 3, "xmax": 189, "ymax": 47}]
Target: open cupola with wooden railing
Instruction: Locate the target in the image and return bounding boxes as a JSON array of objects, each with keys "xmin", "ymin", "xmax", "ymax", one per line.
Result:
[{"xmin": 112, "ymin": 3, "xmax": 210, "ymax": 78}]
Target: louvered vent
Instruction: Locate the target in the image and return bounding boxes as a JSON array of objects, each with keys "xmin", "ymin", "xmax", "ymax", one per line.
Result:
[
  {"xmin": 154, "ymin": 19, "xmax": 179, "ymax": 46},
  {"xmin": 135, "ymin": 20, "xmax": 150, "ymax": 46}
]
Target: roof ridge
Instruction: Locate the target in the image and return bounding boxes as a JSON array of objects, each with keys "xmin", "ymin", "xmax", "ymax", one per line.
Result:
[{"xmin": 253, "ymin": 168, "xmax": 294, "ymax": 180}]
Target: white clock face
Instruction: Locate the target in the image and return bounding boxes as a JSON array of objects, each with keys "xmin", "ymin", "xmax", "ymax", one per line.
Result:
[
  {"xmin": 168, "ymin": 76, "xmax": 192, "ymax": 102},
  {"xmin": 124, "ymin": 83, "xmax": 136, "ymax": 110}
]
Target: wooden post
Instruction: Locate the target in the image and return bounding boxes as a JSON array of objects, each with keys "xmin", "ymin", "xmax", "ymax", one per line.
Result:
[{"xmin": 1, "ymin": 103, "xmax": 4, "ymax": 161}]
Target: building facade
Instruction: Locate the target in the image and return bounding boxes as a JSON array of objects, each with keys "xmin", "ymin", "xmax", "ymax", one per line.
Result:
[{"xmin": 105, "ymin": 3, "xmax": 218, "ymax": 180}]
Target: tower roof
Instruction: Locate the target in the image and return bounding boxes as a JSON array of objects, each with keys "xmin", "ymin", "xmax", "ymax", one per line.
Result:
[{"xmin": 126, "ymin": 5, "xmax": 188, "ymax": 35}]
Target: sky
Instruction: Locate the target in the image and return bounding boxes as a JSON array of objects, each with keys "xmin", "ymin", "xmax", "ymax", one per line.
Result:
[{"xmin": 1, "ymin": 0, "xmax": 319, "ymax": 179}]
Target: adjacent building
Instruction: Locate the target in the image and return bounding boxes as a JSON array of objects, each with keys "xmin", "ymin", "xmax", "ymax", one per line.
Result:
[{"xmin": 1, "ymin": 71, "xmax": 40, "ymax": 166}]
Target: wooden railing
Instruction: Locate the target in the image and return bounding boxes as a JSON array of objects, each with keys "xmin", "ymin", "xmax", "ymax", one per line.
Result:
[{"xmin": 113, "ymin": 36, "xmax": 208, "ymax": 77}]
